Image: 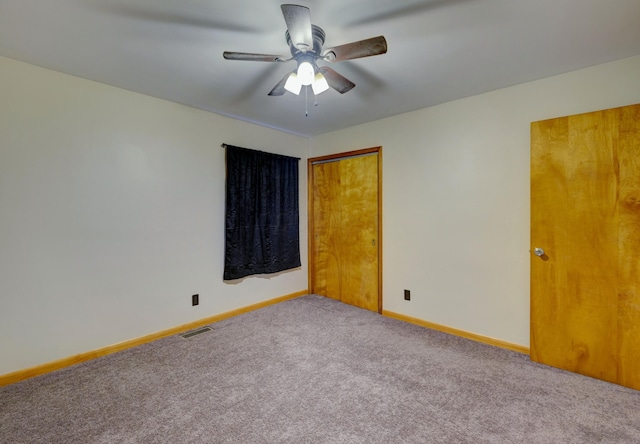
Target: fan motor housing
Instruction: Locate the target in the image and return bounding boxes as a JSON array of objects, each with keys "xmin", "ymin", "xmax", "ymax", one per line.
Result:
[{"xmin": 286, "ymin": 25, "xmax": 326, "ymax": 56}]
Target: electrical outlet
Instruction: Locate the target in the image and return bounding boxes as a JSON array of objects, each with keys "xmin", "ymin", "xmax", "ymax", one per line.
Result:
[
  {"xmin": 404, "ymin": 289, "xmax": 411, "ymax": 301},
  {"xmin": 192, "ymin": 294, "xmax": 199, "ymax": 306}
]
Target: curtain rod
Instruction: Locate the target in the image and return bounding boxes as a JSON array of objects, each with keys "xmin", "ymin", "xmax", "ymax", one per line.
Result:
[{"xmin": 221, "ymin": 143, "xmax": 227, "ymax": 149}]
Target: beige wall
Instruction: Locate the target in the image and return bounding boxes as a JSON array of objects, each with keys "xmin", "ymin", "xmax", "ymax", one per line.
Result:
[
  {"xmin": 2, "ymin": 53, "xmax": 640, "ymax": 376},
  {"xmin": 0, "ymin": 56, "xmax": 309, "ymax": 375},
  {"xmin": 311, "ymin": 55, "xmax": 640, "ymax": 348}
]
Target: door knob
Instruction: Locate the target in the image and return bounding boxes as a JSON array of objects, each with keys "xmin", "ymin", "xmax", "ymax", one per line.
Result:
[{"xmin": 534, "ymin": 248, "xmax": 545, "ymax": 257}]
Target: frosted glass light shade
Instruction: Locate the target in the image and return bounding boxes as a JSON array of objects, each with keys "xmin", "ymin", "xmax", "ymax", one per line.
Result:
[
  {"xmin": 297, "ymin": 61, "xmax": 315, "ymax": 86},
  {"xmin": 312, "ymin": 72, "xmax": 329, "ymax": 95},
  {"xmin": 284, "ymin": 72, "xmax": 302, "ymax": 95}
]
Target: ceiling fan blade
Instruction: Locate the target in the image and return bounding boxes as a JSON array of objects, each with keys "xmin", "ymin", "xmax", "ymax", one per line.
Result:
[
  {"xmin": 223, "ymin": 52, "xmax": 288, "ymax": 62},
  {"xmin": 319, "ymin": 67, "xmax": 356, "ymax": 94},
  {"xmin": 268, "ymin": 73, "xmax": 292, "ymax": 96},
  {"xmin": 322, "ymin": 36, "xmax": 388, "ymax": 62},
  {"xmin": 281, "ymin": 4, "xmax": 313, "ymax": 52}
]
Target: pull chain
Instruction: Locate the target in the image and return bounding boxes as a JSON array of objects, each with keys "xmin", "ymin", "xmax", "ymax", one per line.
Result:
[{"xmin": 304, "ymin": 86, "xmax": 319, "ymax": 116}]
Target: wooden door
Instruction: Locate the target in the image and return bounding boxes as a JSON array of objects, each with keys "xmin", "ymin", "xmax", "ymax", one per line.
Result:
[
  {"xmin": 530, "ymin": 104, "xmax": 640, "ymax": 390},
  {"xmin": 309, "ymin": 148, "xmax": 381, "ymax": 313}
]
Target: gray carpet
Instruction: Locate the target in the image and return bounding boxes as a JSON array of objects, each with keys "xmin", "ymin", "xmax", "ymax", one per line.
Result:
[{"xmin": 1, "ymin": 294, "xmax": 639, "ymax": 443}]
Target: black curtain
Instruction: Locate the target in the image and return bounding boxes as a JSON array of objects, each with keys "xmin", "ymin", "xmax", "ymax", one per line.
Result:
[{"xmin": 223, "ymin": 145, "xmax": 301, "ymax": 280}]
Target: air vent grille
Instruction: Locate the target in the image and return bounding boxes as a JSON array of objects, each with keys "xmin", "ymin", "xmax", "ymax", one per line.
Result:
[{"xmin": 180, "ymin": 327, "xmax": 211, "ymax": 338}]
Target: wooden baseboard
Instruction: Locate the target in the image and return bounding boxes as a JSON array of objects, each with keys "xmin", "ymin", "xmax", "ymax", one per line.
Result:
[
  {"xmin": 382, "ymin": 310, "xmax": 530, "ymax": 355},
  {"xmin": 0, "ymin": 290, "xmax": 308, "ymax": 387}
]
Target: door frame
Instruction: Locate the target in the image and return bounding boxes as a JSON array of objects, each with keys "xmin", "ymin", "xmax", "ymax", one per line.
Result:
[{"xmin": 307, "ymin": 146, "xmax": 383, "ymax": 313}]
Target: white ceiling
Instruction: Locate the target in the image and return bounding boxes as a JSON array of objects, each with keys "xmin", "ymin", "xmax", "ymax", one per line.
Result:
[{"xmin": 2, "ymin": 0, "xmax": 640, "ymax": 137}]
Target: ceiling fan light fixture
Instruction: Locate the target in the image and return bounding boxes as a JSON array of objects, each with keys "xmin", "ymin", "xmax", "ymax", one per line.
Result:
[
  {"xmin": 223, "ymin": 5, "xmax": 388, "ymax": 101},
  {"xmin": 312, "ymin": 72, "xmax": 329, "ymax": 95},
  {"xmin": 284, "ymin": 72, "xmax": 302, "ymax": 95}
]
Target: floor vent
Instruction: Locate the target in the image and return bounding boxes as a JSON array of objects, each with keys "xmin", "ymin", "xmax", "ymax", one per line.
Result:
[{"xmin": 180, "ymin": 327, "xmax": 211, "ymax": 338}]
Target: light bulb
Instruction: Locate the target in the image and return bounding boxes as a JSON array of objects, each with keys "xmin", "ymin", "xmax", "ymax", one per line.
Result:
[{"xmin": 297, "ymin": 61, "xmax": 315, "ymax": 86}]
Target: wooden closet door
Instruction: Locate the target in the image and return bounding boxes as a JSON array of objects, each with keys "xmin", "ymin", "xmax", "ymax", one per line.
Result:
[
  {"xmin": 530, "ymin": 104, "xmax": 640, "ymax": 390},
  {"xmin": 309, "ymin": 149, "xmax": 381, "ymax": 313},
  {"xmin": 311, "ymin": 159, "xmax": 342, "ymax": 302}
]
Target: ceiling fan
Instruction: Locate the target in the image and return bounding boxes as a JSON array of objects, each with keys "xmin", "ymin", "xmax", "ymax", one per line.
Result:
[{"xmin": 223, "ymin": 4, "xmax": 387, "ymax": 97}]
